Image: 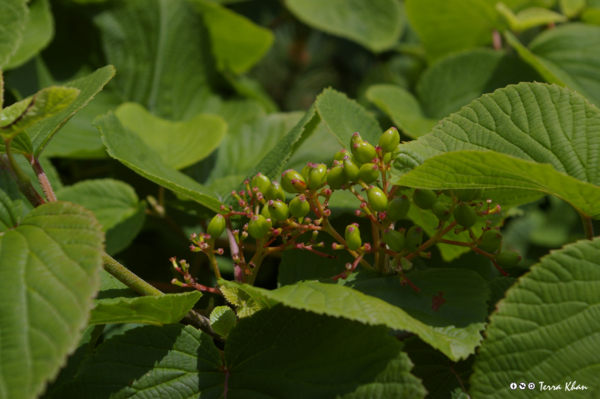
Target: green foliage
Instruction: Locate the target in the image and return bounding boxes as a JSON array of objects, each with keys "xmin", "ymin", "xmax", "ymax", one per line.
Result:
[{"xmin": 0, "ymin": 0, "xmax": 27, "ymax": 68}]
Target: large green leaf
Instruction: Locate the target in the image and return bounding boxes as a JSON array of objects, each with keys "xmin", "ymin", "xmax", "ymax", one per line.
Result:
[
  {"xmin": 0, "ymin": 0, "xmax": 27, "ymax": 68},
  {"xmin": 316, "ymin": 88, "xmax": 382, "ymax": 146},
  {"xmin": 395, "ymin": 83, "xmax": 600, "ymax": 194},
  {"xmin": 0, "ymin": 202, "xmax": 104, "ymax": 399},
  {"xmin": 285, "ymin": 0, "xmax": 404, "ymax": 53},
  {"xmin": 225, "ymin": 304, "xmax": 427, "ymax": 398},
  {"xmin": 506, "ymin": 24, "xmax": 600, "ymax": 106},
  {"xmin": 470, "ymin": 238, "xmax": 600, "ymax": 397},
  {"xmin": 233, "ymin": 281, "xmax": 485, "ymax": 361},
  {"xmin": 496, "ymin": 2, "xmax": 566, "ymax": 32},
  {"xmin": 89, "ymin": 291, "xmax": 202, "ymax": 326},
  {"xmin": 115, "ymin": 102, "xmax": 227, "ymax": 170},
  {"xmin": 190, "ymin": 0, "xmax": 273, "ymax": 74},
  {"xmin": 52, "ymin": 324, "xmax": 225, "ymax": 399},
  {"xmin": 95, "ymin": 112, "xmax": 222, "ymax": 212},
  {"xmin": 56, "ymin": 179, "xmax": 146, "ymax": 254},
  {"xmin": 0, "ymin": 86, "xmax": 80, "ymax": 141},
  {"xmin": 0, "ymin": 181, "xmax": 21, "ymax": 231},
  {"xmin": 94, "ymin": 0, "xmax": 216, "ymax": 120},
  {"xmin": 405, "ymin": 0, "xmax": 497, "ymax": 63},
  {"xmin": 24, "ymin": 65, "xmax": 116, "ymax": 157},
  {"xmin": 398, "ymin": 150, "xmax": 600, "ymax": 218},
  {"xmin": 4, "ymin": 0, "xmax": 54, "ymax": 70}
]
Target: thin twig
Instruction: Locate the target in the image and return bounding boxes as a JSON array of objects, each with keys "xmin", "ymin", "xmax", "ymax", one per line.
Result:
[{"xmin": 28, "ymin": 156, "xmax": 57, "ymax": 202}]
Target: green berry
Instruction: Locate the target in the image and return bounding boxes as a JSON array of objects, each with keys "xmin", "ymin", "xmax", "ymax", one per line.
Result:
[
  {"xmin": 358, "ymin": 163, "xmax": 379, "ymax": 184},
  {"xmin": 334, "ymin": 149, "xmax": 348, "ymax": 161},
  {"xmin": 413, "ymin": 189, "xmax": 438, "ymax": 210},
  {"xmin": 387, "ymin": 195, "xmax": 410, "ymax": 221},
  {"xmin": 352, "ymin": 141, "xmax": 377, "ymax": 164},
  {"xmin": 350, "ymin": 132, "xmax": 363, "ymax": 147},
  {"xmin": 207, "ymin": 214, "xmax": 226, "ymax": 239},
  {"xmin": 342, "ymin": 156, "xmax": 360, "ymax": 182},
  {"xmin": 265, "ymin": 181, "xmax": 285, "ymax": 201},
  {"xmin": 250, "ymin": 173, "xmax": 271, "ymax": 194},
  {"xmin": 383, "ymin": 152, "xmax": 392, "ymax": 164},
  {"xmin": 379, "ymin": 127, "xmax": 400, "ymax": 152},
  {"xmin": 248, "ymin": 215, "xmax": 270, "ymax": 239},
  {"xmin": 301, "ymin": 164, "xmax": 311, "ymax": 181},
  {"xmin": 260, "ymin": 204, "xmax": 270, "ymax": 219},
  {"xmin": 479, "ymin": 229, "xmax": 503, "ymax": 253},
  {"xmin": 209, "ymin": 306, "xmax": 236, "ymax": 337},
  {"xmin": 327, "ymin": 164, "xmax": 348, "ymax": 189},
  {"xmin": 405, "ymin": 226, "xmax": 423, "ymax": 253},
  {"xmin": 367, "ymin": 186, "xmax": 388, "ymax": 212},
  {"xmin": 495, "ymin": 250, "xmax": 522, "ymax": 268},
  {"xmin": 454, "ymin": 189, "xmax": 479, "ymax": 202},
  {"xmin": 431, "ymin": 201, "xmax": 451, "ymax": 221},
  {"xmin": 453, "ymin": 202, "xmax": 477, "ymax": 228},
  {"xmin": 268, "ymin": 200, "xmax": 289, "ymax": 221},
  {"xmin": 345, "ymin": 224, "xmax": 362, "ymax": 251},
  {"xmin": 307, "ymin": 163, "xmax": 328, "ymax": 190},
  {"xmin": 281, "ymin": 169, "xmax": 306, "ymax": 193},
  {"xmin": 289, "ymin": 195, "xmax": 310, "ymax": 218},
  {"xmin": 383, "ymin": 228, "xmax": 405, "ymax": 252}
]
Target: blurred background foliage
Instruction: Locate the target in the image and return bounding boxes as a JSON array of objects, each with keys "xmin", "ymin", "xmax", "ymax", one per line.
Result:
[{"xmin": 2, "ymin": 0, "xmax": 599, "ymax": 317}]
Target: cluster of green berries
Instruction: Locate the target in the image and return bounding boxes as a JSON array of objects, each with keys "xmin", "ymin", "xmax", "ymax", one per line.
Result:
[{"xmin": 185, "ymin": 125, "xmax": 520, "ymax": 290}]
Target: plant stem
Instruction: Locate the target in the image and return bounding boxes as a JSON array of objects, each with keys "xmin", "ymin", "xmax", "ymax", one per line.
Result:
[
  {"xmin": 102, "ymin": 253, "xmax": 163, "ymax": 296},
  {"xmin": 1, "ymin": 152, "xmax": 45, "ymax": 208},
  {"xmin": 28, "ymin": 156, "xmax": 57, "ymax": 202},
  {"xmin": 578, "ymin": 211, "xmax": 594, "ymax": 240},
  {"xmin": 206, "ymin": 244, "xmax": 222, "ymax": 280}
]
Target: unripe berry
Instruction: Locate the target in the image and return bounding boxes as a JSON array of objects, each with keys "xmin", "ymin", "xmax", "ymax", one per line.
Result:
[
  {"xmin": 345, "ymin": 224, "xmax": 362, "ymax": 251},
  {"xmin": 281, "ymin": 169, "xmax": 306, "ymax": 193},
  {"xmin": 250, "ymin": 173, "xmax": 271, "ymax": 194},
  {"xmin": 268, "ymin": 200, "xmax": 289, "ymax": 221},
  {"xmin": 358, "ymin": 163, "xmax": 379, "ymax": 184},
  {"xmin": 265, "ymin": 181, "xmax": 285, "ymax": 201},
  {"xmin": 260, "ymin": 204, "xmax": 271, "ymax": 219},
  {"xmin": 342, "ymin": 156, "xmax": 360, "ymax": 182},
  {"xmin": 327, "ymin": 165, "xmax": 348, "ymax": 190},
  {"xmin": 413, "ymin": 189, "xmax": 438, "ymax": 210},
  {"xmin": 379, "ymin": 127, "xmax": 400, "ymax": 152},
  {"xmin": 495, "ymin": 251, "xmax": 522, "ymax": 268},
  {"xmin": 367, "ymin": 186, "xmax": 388, "ymax": 212},
  {"xmin": 453, "ymin": 202, "xmax": 477, "ymax": 228},
  {"xmin": 307, "ymin": 163, "xmax": 328, "ymax": 190},
  {"xmin": 387, "ymin": 195, "xmax": 410, "ymax": 221},
  {"xmin": 479, "ymin": 229, "xmax": 503, "ymax": 253},
  {"xmin": 207, "ymin": 214, "xmax": 226, "ymax": 239},
  {"xmin": 454, "ymin": 189, "xmax": 479, "ymax": 202},
  {"xmin": 248, "ymin": 215, "xmax": 270, "ymax": 239},
  {"xmin": 431, "ymin": 201, "xmax": 451, "ymax": 221},
  {"xmin": 350, "ymin": 132, "xmax": 363, "ymax": 147},
  {"xmin": 301, "ymin": 164, "xmax": 311, "ymax": 181},
  {"xmin": 334, "ymin": 149, "xmax": 348, "ymax": 161},
  {"xmin": 383, "ymin": 152, "xmax": 392, "ymax": 164},
  {"xmin": 383, "ymin": 228, "xmax": 405, "ymax": 252},
  {"xmin": 289, "ymin": 195, "xmax": 310, "ymax": 218},
  {"xmin": 352, "ymin": 141, "xmax": 377, "ymax": 164},
  {"xmin": 405, "ymin": 226, "xmax": 423, "ymax": 252}
]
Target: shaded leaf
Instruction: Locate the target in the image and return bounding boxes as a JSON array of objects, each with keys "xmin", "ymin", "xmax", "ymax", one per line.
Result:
[
  {"xmin": 0, "ymin": 182, "xmax": 21, "ymax": 230},
  {"xmin": 0, "ymin": 0, "xmax": 27, "ymax": 68},
  {"xmin": 496, "ymin": 3, "xmax": 566, "ymax": 32},
  {"xmin": 470, "ymin": 238, "xmax": 600, "ymax": 397},
  {"xmin": 0, "ymin": 202, "xmax": 104, "ymax": 399},
  {"xmin": 219, "ymin": 279, "xmax": 275, "ymax": 317}
]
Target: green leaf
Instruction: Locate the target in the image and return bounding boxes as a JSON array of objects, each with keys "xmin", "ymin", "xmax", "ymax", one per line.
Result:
[
  {"xmin": 190, "ymin": 0, "xmax": 273, "ymax": 74},
  {"xmin": 234, "ymin": 281, "xmax": 485, "ymax": 361},
  {"xmin": 219, "ymin": 279, "xmax": 275, "ymax": 317},
  {"xmin": 395, "ymin": 83, "xmax": 600, "ymax": 205},
  {"xmin": 1, "ymin": 86, "xmax": 80, "ymax": 142},
  {"xmin": 94, "ymin": 0, "xmax": 216, "ymax": 120},
  {"xmin": 53, "ymin": 324, "xmax": 225, "ymax": 398},
  {"xmin": 316, "ymin": 88, "xmax": 382, "ymax": 146},
  {"xmin": 487, "ymin": 276, "xmax": 517, "ymax": 314},
  {"xmin": 98, "ymin": 269, "xmax": 137, "ymax": 300},
  {"xmin": 285, "ymin": 0, "xmax": 404, "ymax": 53},
  {"xmin": 0, "ymin": 0, "xmax": 27, "ymax": 68},
  {"xmin": 340, "ymin": 268, "xmax": 490, "ymax": 328},
  {"xmin": 95, "ymin": 112, "xmax": 223, "ymax": 212},
  {"xmin": 4, "ymin": 0, "xmax": 54, "ymax": 70},
  {"xmin": 470, "ymin": 238, "xmax": 600, "ymax": 397},
  {"xmin": 226, "ymin": 304, "xmax": 427, "ymax": 398},
  {"xmin": 367, "ymin": 84, "xmax": 438, "ymax": 139},
  {"xmin": 89, "ymin": 291, "xmax": 201, "ymax": 326},
  {"xmin": 405, "ymin": 0, "xmax": 498, "ymax": 63},
  {"xmin": 403, "ymin": 337, "xmax": 474, "ymax": 399},
  {"xmin": 559, "ymin": 0, "xmax": 586, "ymax": 17},
  {"xmin": 398, "ymin": 150, "xmax": 600, "ymax": 218},
  {"xmin": 505, "ymin": 24, "xmax": 600, "ymax": 105},
  {"xmin": 115, "ymin": 102, "xmax": 226, "ymax": 170},
  {"xmin": 24, "ymin": 65, "xmax": 116, "ymax": 157},
  {"xmin": 0, "ymin": 201, "xmax": 104, "ymax": 399},
  {"xmin": 104, "ymin": 201, "xmax": 146, "ymax": 255},
  {"xmin": 0, "ymin": 182, "xmax": 21, "ymax": 230},
  {"xmin": 496, "ymin": 2, "xmax": 567, "ymax": 32},
  {"xmin": 209, "ymin": 306, "xmax": 236, "ymax": 337}
]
